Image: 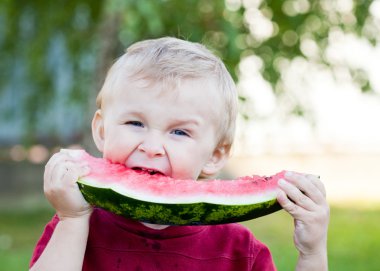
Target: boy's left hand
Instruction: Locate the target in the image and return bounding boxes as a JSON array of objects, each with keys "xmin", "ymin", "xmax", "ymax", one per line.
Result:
[{"xmin": 277, "ymin": 171, "xmax": 330, "ymax": 256}]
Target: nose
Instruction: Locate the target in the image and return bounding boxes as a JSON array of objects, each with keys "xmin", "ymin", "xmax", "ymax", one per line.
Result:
[{"xmin": 137, "ymin": 133, "xmax": 165, "ymax": 158}]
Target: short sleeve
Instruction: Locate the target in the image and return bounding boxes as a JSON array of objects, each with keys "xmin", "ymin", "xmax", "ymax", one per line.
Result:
[
  {"xmin": 251, "ymin": 238, "xmax": 277, "ymax": 271},
  {"xmin": 29, "ymin": 214, "xmax": 59, "ymax": 268}
]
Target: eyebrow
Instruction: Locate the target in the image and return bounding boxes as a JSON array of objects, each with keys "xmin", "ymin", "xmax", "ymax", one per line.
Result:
[
  {"xmin": 118, "ymin": 110, "xmax": 202, "ymax": 126},
  {"xmin": 169, "ymin": 118, "xmax": 201, "ymax": 127},
  {"xmin": 118, "ymin": 110, "xmax": 144, "ymax": 119}
]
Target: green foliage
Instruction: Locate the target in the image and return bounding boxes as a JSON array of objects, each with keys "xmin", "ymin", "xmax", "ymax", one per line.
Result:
[
  {"xmin": 106, "ymin": 0, "xmax": 247, "ymax": 78},
  {"xmin": 0, "ymin": 0, "xmax": 377, "ymax": 144},
  {"xmin": 243, "ymin": 0, "xmax": 375, "ymax": 94},
  {"xmin": 0, "ymin": 0, "xmax": 245, "ymax": 145},
  {"xmin": 0, "ymin": 0, "xmax": 103, "ymax": 144}
]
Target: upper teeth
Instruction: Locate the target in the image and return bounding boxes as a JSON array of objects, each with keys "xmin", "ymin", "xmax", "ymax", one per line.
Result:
[{"xmin": 134, "ymin": 167, "xmax": 158, "ymax": 175}]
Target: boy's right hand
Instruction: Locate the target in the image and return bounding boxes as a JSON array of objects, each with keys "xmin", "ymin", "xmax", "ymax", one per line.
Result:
[{"xmin": 44, "ymin": 151, "xmax": 93, "ymax": 220}]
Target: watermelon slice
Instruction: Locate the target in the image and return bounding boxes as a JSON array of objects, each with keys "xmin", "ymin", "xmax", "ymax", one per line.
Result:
[{"xmin": 65, "ymin": 149, "xmax": 284, "ymax": 225}]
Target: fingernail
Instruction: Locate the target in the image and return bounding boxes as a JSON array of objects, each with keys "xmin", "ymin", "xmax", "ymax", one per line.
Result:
[
  {"xmin": 278, "ymin": 179, "xmax": 287, "ymax": 186},
  {"xmin": 285, "ymin": 171, "xmax": 293, "ymax": 177},
  {"xmin": 306, "ymin": 174, "xmax": 320, "ymax": 180}
]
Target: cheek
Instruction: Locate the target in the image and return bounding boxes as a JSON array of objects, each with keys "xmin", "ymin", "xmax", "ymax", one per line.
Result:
[
  {"xmin": 102, "ymin": 127, "xmax": 136, "ymax": 162},
  {"xmin": 170, "ymin": 148, "xmax": 211, "ymax": 179}
]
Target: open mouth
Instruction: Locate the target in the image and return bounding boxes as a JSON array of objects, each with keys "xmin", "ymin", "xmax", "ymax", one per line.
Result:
[{"xmin": 132, "ymin": 167, "xmax": 164, "ymax": 176}]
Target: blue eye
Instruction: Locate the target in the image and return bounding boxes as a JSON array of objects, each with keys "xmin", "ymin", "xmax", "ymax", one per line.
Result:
[
  {"xmin": 126, "ymin": 121, "xmax": 144, "ymax": 127},
  {"xmin": 172, "ymin": 129, "xmax": 189, "ymax": 137}
]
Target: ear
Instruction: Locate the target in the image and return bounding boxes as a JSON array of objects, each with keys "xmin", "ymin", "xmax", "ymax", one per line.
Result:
[
  {"xmin": 92, "ymin": 109, "xmax": 105, "ymax": 152},
  {"xmin": 201, "ymin": 144, "xmax": 230, "ymax": 177}
]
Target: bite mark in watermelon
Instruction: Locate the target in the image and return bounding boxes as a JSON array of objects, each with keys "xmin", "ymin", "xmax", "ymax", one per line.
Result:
[{"xmin": 65, "ymin": 149, "xmax": 285, "ymax": 225}]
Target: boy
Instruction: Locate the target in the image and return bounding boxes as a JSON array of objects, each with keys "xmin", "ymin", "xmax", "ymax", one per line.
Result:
[{"xmin": 30, "ymin": 37, "xmax": 329, "ymax": 270}]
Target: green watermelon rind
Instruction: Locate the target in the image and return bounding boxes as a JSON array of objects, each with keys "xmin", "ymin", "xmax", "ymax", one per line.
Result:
[{"xmin": 77, "ymin": 180, "xmax": 282, "ymax": 225}]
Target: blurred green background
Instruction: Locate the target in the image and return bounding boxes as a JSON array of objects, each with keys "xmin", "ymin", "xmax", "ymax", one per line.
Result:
[{"xmin": 1, "ymin": 0, "xmax": 380, "ymax": 270}]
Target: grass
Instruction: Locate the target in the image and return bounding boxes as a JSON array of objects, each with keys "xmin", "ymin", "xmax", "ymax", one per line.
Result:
[
  {"xmin": 0, "ymin": 207, "xmax": 54, "ymax": 270},
  {"xmin": 1, "ymin": 206, "xmax": 379, "ymax": 270},
  {"xmin": 243, "ymin": 206, "xmax": 380, "ymax": 270}
]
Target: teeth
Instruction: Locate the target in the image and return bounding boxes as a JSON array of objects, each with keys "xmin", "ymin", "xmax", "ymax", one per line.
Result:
[
  {"xmin": 133, "ymin": 167, "xmax": 159, "ymax": 175},
  {"xmin": 146, "ymin": 169, "xmax": 157, "ymax": 175}
]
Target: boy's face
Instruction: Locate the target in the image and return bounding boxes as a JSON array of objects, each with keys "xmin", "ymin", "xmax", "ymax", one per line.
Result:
[{"xmin": 92, "ymin": 77, "xmax": 228, "ymax": 180}]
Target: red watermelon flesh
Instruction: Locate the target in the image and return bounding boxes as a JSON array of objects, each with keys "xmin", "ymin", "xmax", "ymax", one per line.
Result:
[{"xmin": 64, "ymin": 149, "xmax": 285, "ymax": 225}]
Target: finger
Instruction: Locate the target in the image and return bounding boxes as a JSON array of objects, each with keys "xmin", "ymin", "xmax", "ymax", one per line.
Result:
[
  {"xmin": 284, "ymin": 172, "xmax": 326, "ymax": 206},
  {"xmin": 58, "ymin": 161, "xmax": 88, "ymax": 185},
  {"xmin": 44, "ymin": 153, "xmax": 65, "ymax": 191},
  {"xmin": 49, "ymin": 161, "xmax": 74, "ymax": 188},
  {"xmin": 305, "ymin": 174, "xmax": 326, "ymax": 198},
  {"xmin": 278, "ymin": 178, "xmax": 315, "ymax": 211},
  {"xmin": 45, "ymin": 162, "xmax": 88, "ymax": 192},
  {"xmin": 49, "ymin": 160, "xmax": 68, "ymax": 186},
  {"xmin": 45, "ymin": 152, "xmax": 75, "ymax": 180},
  {"xmin": 44, "ymin": 162, "xmax": 67, "ymax": 196},
  {"xmin": 44, "ymin": 153, "xmax": 63, "ymax": 181},
  {"xmin": 48, "ymin": 161, "xmax": 82, "ymax": 191},
  {"xmin": 59, "ymin": 148, "xmax": 85, "ymax": 161},
  {"xmin": 70, "ymin": 164, "xmax": 91, "ymax": 184},
  {"xmin": 277, "ymin": 190, "xmax": 306, "ymax": 219},
  {"xmin": 48, "ymin": 152, "xmax": 87, "ymax": 180},
  {"xmin": 79, "ymin": 165, "xmax": 91, "ymax": 177}
]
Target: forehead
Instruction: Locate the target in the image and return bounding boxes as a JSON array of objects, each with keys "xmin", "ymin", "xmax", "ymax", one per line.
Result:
[
  {"xmin": 104, "ymin": 75, "xmax": 224, "ymax": 124},
  {"xmin": 109, "ymin": 74, "xmax": 222, "ymax": 105}
]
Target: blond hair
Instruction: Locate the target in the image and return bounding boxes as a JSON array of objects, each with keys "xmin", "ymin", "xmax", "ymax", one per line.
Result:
[{"xmin": 96, "ymin": 37, "xmax": 238, "ymax": 150}]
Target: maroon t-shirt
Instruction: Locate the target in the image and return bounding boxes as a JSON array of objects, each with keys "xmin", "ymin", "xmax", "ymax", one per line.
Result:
[{"xmin": 30, "ymin": 208, "xmax": 276, "ymax": 270}]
